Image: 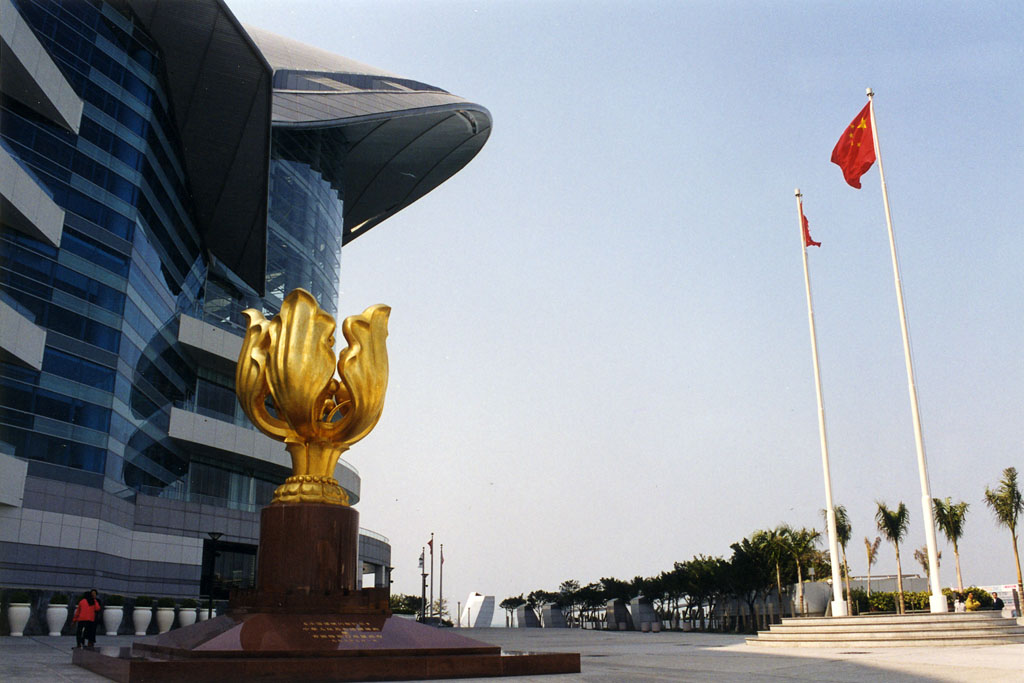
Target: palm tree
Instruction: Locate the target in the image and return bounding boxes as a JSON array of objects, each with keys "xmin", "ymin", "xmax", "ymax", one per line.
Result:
[
  {"xmin": 754, "ymin": 525, "xmax": 794, "ymax": 620},
  {"xmin": 984, "ymin": 467, "xmax": 1024, "ymax": 609},
  {"xmin": 787, "ymin": 527, "xmax": 821, "ymax": 615},
  {"xmin": 876, "ymin": 501, "xmax": 909, "ymax": 614},
  {"xmin": 913, "ymin": 546, "xmax": 941, "ymax": 577},
  {"xmin": 821, "ymin": 505, "xmax": 853, "ymax": 612},
  {"xmin": 864, "ymin": 536, "xmax": 881, "ymax": 596},
  {"xmin": 932, "ymin": 497, "xmax": 969, "ymax": 592}
]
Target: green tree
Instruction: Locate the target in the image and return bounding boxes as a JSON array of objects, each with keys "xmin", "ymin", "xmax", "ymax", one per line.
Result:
[
  {"xmin": 661, "ymin": 567, "xmax": 687, "ymax": 628},
  {"xmin": 984, "ymin": 467, "xmax": 1024, "ymax": 608},
  {"xmin": 821, "ymin": 505, "xmax": 853, "ymax": 613},
  {"xmin": 499, "ymin": 594, "xmax": 526, "ymax": 626},
  {"xmin": 787, "ymin": 527, "xmax": 821, "ymax": 615},
  {"xmin": 913, "ymin": 546, "xmax": 941, "ymax": 578},
  {"xmin": 389, "ymin": 593, "xmax": 423, "ymax": 615},
  {"xmin": 932, "ymin": 497, "xmax": 969, "ymax": 591},
  {"xmin": 676, "ymin": 555, "xmax": 727, "ymax": 631},
  {"xmin": 558, "ymin": 580, "xmax": 581, "ymax": 627},
  {"xmin": 636, "ymin": 574, "xmax": 666, "ymax": 617},
  {"xmin": 599, "ymin": 577, "xmax": 633, "ymax": 603},
  {"xmin": 876, "ymin": 501, "xmax": 910, "ymax": 614},
  {"xmin": 864, "ymin": 536, "xmax": 881, "ymax": 595},
  {"xmin": 727, "ymin": 537, "xmax": 774, "ymax": 632},
  {"xmin": 526, "ymin": 589, "xmax": 558, "ymax": 623},
  {"xmin": 754, "ymin": 525, "xmax": 794, "ymax": 619},
  {"xmin": 427, "ymin": 598, "xmax": 452, "ymax": 625},
  {"xmin": 575, "ymin": 582, "xmax": 604, "ymax": 629}
]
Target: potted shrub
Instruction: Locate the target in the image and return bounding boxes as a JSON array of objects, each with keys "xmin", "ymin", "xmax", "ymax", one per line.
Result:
[
  {"xmin": 178, "ymin": 598, "xmax": 198, "ymax": 627},
  {"xmin": 155, "ymin": 597, "xmax": 176, "ymax": 633},
  {"xmin": 46, "ymin": 592, "xmax": 69, "ymax": 636},
  {"xmin": 133, "ymin": 596, "xmax": 154, "ymax": 635},
  {"xmin": 7, "ymin": 590, "xmax": 32, "ymax": 637},
  {"xmin": 103, "ymin": 595, "xmax": 124, "ymax": 636},
  {"xmin": 198, "ymin": 601, "xmax": 216, "ymax": 621}
]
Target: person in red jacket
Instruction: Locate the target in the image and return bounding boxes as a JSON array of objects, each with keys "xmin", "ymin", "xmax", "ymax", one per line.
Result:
[{"xmin": 73, "ymin": 590, "xmax": 101, "ymax": 647}]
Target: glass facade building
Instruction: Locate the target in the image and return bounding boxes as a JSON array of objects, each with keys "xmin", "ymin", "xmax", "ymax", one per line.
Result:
[{"xmin": 0, "ymin": 0, "xmax": 490, "ymax": 616}]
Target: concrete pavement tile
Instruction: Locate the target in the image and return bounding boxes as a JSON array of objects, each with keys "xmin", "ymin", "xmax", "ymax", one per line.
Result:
[{"xmin": 4, "ymin": 628, "xmax": 1022, "ymax": 682}]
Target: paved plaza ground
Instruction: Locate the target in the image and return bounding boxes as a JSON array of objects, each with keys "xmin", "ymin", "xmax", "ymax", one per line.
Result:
[{"xmin": 2, "ymin": 628, "xmax": 1022, "ymax": 682}]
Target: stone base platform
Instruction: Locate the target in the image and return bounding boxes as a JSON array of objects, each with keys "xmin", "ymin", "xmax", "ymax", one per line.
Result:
[
  {"xmin": 747, "ymin": 611, "xmax": 1024, "ymax": 647},
  {"xmin": 72, "ymin": 614, "xmax": 580, "ymax": 681},
  {"xmin": 71, "ymin": 503, "xmax": 579, "ymax": 680}
]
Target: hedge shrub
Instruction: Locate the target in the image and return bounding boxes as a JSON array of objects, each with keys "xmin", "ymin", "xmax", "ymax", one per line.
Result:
[{"xmin": 942, "ymin": 587, "xmax": 993, "ymax": 609}]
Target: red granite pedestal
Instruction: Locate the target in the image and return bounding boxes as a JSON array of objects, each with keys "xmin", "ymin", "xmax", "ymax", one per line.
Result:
[{"xmin": 73, "ymin": 504, "xmax": 579, "ymax": 681}]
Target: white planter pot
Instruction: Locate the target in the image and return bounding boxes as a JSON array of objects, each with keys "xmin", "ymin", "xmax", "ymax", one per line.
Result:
[
  {"xmin": 7, "ymin": 604, "xmax": 31, "ymax": 636},
  {"xmin": 177, "ymin": 608, "xmax": 197, "ymax": 627},
  {"xmin": 133, "ymin": 607, "xmax": 152, "ymax": 636},
  {"xmin": 103, "ymin": 606, "xmax": 123, "ymax": 636},
  {"xmin": 197, "ymin": 607, "xmax": 210, "ymax": 622},
  {"xmin": 46, "ymin": 605, "xmax": 68, "ymax": 636},
  {"xmin": 155, "ymin": 607, "xmax": 175, "ymax": 633}
]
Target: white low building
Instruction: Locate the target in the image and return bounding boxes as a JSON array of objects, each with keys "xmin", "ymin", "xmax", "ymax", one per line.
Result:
[{"xmin": 461, "ymin": 593, "xmax": 495, "ymax": 627}]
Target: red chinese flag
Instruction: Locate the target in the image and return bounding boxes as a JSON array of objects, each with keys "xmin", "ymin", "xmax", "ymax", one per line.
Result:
[
  {"xmin": 802, "ymin": 211, "xmax": 820, "ymax": 248},
  {"xmin": 831, "ymin": 102, "xmax": 876, "ymax": 188}
]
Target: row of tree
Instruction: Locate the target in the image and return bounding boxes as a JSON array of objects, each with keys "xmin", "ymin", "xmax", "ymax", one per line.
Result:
[
  {"xmin": 498, "ymin": 467, "xmax": 1023, "ymax": 631},
  {"xmin": 862, "ymin": 467, "xmax": 1023, "ymax": 614}
]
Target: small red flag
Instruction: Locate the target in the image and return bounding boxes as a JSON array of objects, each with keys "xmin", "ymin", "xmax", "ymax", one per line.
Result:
[
  {"xmin": 428, "ymin": 537, "xmax": 433, "ymax": 552},
  {"xmin": 802, "ymin": 212, "xmax": 820, "ymax": 248},
  {"xmin": 831, "ymin": 102, "xmax": 876, "ymax": 188}
]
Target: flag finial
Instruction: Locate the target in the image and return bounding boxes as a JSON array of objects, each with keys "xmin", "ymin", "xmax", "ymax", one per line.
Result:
[
  {"xmin": 794, "ymin": 188, "xmax": 802, "ymax": 197},
  {"xmin": 866, "ymin": 87, "xmax": 874, "ymax": 97}
]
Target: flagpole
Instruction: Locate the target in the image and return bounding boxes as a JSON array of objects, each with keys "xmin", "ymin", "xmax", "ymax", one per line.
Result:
[
  {"xmin": 866, "ymin": 88, "xmax": 946, "ymax": 614},
  {"xmin": 420, "ymin": 547, "xmax": 427, "ymax": 622},
  {"xmin": 429, "ymin": 532, "xmax": 435, "ymax": 622},
  {"xmin": 795, "ymin": 189, "xmax": 847, "ymax": 618},
  {"xmin": 439, "ymin": 544, "xmax": 444, "ymax": 626}
]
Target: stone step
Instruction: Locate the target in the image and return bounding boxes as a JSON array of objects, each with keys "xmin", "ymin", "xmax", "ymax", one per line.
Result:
[
  {"xmin": 756, "ymin": 626, "xmax": 1024, "ymax": 640},
  {"xmin": 748, "ymin": 611, "xmax": 1024, "ymax": 648},
  {"xmin": 767, "ymin": 621, "xmax": 1022, "ymax": 635},
  {"xmin": 779, "ymin": 612, "xmax": 1005, "ymax": 627},
  {"xmin": 747, "ymin": 633, "xmax": 1024, "ymax": 648}
]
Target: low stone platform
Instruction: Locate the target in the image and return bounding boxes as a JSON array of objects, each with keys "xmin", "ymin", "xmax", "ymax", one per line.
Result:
[
  {"xmin": 748, "ymin": 611, "xmax": 1024, "ymax": 647},
  {"xmin": 72, "ymin": 614, "xmax": 579, "ymax": 682}
]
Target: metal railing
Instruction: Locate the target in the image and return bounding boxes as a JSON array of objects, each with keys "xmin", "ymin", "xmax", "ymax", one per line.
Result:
[
  {"xmin": 359, "ymin": 528, "xmax": 389, "ymax": 544},
  {"xmin": 136, "ymin": 486, "xmax": 386, "ymax": 546}
]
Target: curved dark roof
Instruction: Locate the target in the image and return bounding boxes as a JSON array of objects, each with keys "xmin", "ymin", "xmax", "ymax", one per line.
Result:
[
  {"xmin": 246, "ymin": 26, "xmax": 492, "ymax": 243},
  {"xmin": 128, "ymin": 0, "xmax": 272, "ymax": 293}
]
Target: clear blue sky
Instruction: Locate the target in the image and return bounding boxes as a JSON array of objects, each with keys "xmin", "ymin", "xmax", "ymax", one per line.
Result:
[{"xmin": 230, "ymin": 0, "xmax": 1024, "ymax": 617}]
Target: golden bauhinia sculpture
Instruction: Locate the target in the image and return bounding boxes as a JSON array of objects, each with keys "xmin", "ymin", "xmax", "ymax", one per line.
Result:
[{"xmin": 235, "ymin": 288, "xmax": 390, "ymax": 505}]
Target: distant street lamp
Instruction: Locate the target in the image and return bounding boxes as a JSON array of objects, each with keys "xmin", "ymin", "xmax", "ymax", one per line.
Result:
[
  {"xmin": 419, "ymin": 547, "xmax": 427, "ymax": 623},
  {"xmin": 206, "ymin": 532, "xmax": 223, "ymax": 619}
]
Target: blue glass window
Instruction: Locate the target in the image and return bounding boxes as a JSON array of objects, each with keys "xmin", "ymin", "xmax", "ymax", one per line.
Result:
[{"xmin": 42, "ymin": 347, "xmax": 116, "ymax": 392}]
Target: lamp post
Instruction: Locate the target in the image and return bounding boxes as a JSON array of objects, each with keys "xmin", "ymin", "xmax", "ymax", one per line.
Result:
[
  {"xmin": 807, "ymin": 565, "xmax": 816, "ymax": 616},
  {"xmin": 206, "ymin": 532, "xmax": 223, "ymax": 619},
  {"xmin": 419, "ymin": 547, "xmax": 427, "ymax": 623}
]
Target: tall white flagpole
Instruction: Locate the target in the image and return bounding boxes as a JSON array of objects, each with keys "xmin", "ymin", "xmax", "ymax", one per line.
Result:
[
  {"xmin": 866, "ymin": 88, "xmax": 946, "ymax": 613},
  {"xmin": 795, "ymin": 189, "xmax": 847, "ymax": 617},
  {"xmin": 429, "ymin": 532, "xmax": 435, "ymax": 621}
]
